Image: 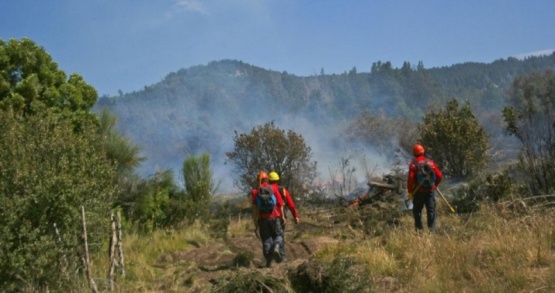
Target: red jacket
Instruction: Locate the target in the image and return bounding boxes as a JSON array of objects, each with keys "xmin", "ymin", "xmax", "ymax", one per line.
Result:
[
  {"xmin": 269, "ymin": 182, "xmax": 299, "ymax": 219},
  {"xmin": 407, "ymin": 155, "xmax": 443, "ymax": 194},
  {"xmin": 251, "ymin": 182, "xmax": 284, "ymax": 219}
]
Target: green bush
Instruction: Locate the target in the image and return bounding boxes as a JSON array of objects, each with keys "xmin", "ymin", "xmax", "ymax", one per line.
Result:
[
  {"xmin": 0, "ymin": 112, "xmax": 118, "ymax": 291},
  {"xmin": 419, "ymin": 99, "xmax": 489, "ymax": 178}
]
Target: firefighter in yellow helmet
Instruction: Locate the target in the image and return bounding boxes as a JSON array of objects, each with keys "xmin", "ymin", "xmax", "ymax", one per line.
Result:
[
  {"xmin": 268, "ymin": 171, "xmax": 299, "ymax": 262},
  {"xmin": 251, "ymin": 171, "xmax": 285, "ymax": 267}
]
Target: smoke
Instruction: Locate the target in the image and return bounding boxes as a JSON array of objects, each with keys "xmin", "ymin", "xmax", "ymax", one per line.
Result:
[{"xmin": 103, "ymin": 61, "xmax": 405, "ymax": 196}]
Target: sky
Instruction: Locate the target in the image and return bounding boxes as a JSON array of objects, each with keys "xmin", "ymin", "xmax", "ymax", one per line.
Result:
[{"xmin": 1, "ymin": 0, "xmax": 555, "ymax": 97}]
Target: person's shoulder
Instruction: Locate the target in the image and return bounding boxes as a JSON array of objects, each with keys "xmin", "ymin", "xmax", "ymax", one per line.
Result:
[{"xmin": 409, "ymin": 157, "xmax": 421, "ymax": 166}]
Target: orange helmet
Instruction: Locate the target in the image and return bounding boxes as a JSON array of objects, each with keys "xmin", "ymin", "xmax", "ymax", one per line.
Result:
[
  {"xmin": 413, "ymin": 144, "xmax": 425, "ymax": 156},
  {"xmin": 257, "ymin": 171, "xmax": 269, "ymax": 182}
]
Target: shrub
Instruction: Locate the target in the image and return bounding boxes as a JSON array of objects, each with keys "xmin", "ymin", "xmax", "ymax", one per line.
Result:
[{"xmin": 0, "ymin": 113, "xmax": 117, "ymax": 290}]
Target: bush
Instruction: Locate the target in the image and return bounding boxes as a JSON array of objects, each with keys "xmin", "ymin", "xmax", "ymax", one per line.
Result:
[
  {"xmin": 452, "ymin": 167, "xmax": 522, "ymax": 213},
  {"xmin": 503, "ymin": 70, "xmax": 555, "ymax": 195},
  {"xmin": 0, "ymin": 113, "xmax": 118, "ymax": 290},
  {"xmin": 290, "ymin": 255, "xmax": 373, "ymax": 293},
  {"xmin": 419, "ymin": 99, "xmax": 489, "ymax": 178}
]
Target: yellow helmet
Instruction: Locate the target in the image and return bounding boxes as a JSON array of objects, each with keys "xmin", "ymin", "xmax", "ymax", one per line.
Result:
[{"xmin": 268, "ymin": 171, "xmax": 280, "ymax": 181}]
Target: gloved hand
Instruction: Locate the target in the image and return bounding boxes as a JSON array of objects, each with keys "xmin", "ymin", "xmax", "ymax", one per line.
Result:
[{"xmin": 408, "ymin": 193, "xmax": 414, "ymax": 200}]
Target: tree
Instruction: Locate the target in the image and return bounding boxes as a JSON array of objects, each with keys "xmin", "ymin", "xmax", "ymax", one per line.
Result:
[
  {"xmin": 182, "ymin": 153, "xmax": 214, "ymax": 221},
  {"xmin": 346, "ymin": 110, "xmax": 419, "ymax": 155},
  {"xmin": 419, "ymin": 99, "xmax": 489, "ymax": 178},
  {"xmin": 502, "ymin": 70, "xmax": 555, "ymax": 195},
  {"xmin": 0, "ymin": 38, "xmax": 97, "ymax": 120},
  {"xmin": 0, "ymin": 38, "xmax": 131, "ymax": 290},
  {"xmin": 97, "ymin": 108, "xmax": 144, "ymax": 173},
  {"xmin": 0, "ymin": 112, "xmax": 118, "ymax": 290},
  {"xmin": 226, "ymin": 121, "xmax": 318, "ymax": 197}
]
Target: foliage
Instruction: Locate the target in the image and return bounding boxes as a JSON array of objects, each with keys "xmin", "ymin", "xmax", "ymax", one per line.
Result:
[
  {"xmin": 212, "ymin": 269, "xmax": 294, "ymax": 293},
  {"xmin": 96, "ymin": 55, "xmax": 555, "ymax": 177},
  {"xmin": 208, "ymin": 203, "xmax": 231, "ymax": 241},
  {"xmin": 96, "ymin": 108, "xmax": 144, "ymax": 174},
  {"xmin": 118, "ymin": 154, "xmax": 216, "ymax": 231},
  {"xmin": 452, "ymin": 168, "xmax": 523, "ymax": 213},
  {"xmin": 226, "ymin": 121, "xmax": 318, "ymax": 196},
  {"xmin": 502, "ymin": 70, "xmax": 555, "ymax": 195},
  {"xmin": 0, "ymin": 38, "xmax": 97, "ymax": 127},
  {"xmin": 290, "ymin": 255, "xmax": 373, "ymax": 293},
  {"xmin": 182, "ymin": 153, "xmax": 214, "ymax": 222},
  {"xmin": 183, "ymin": 153, "xmax": 214, "ymax": 200},
  {"xmin": 419, "ymin": 99, "xmax": 490, "ymax": 178},
  {"xmin": 0, "ymin": 112, "xmax": 118, "ymax": 291},
  {"xmin": 119, "ymin": 170, "xmax": 184, "ymax": 231},
  {"xmin": 346, "ymin": 110, "xmax": 419, "ymax": 155}
]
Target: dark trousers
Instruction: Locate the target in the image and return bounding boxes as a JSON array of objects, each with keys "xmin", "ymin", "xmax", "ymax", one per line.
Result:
[
  {"xmin": 258, "ymin": 218, "xmax": 284, "ymax": 261},
  {"xmin": 412, "ymin": 190, "xmax": 436, "ymax": 231}
]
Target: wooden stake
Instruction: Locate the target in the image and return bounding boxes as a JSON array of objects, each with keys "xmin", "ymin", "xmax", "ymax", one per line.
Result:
[
  {"xmin": 81, "ymin": 206, "xmax": 98, "ymax": 293},
  {"xmin": 108, "ymin": 212, "xmax": 117, "ymax": 291},
  {"xmin": 117, "ymin": 211, "xmax": 126, "ymax": 277}
]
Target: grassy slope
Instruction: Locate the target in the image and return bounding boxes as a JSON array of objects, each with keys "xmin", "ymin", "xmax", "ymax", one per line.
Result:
[{"xmin": 88, "ymin": 198, "xmax": 555, "ymax": 292}]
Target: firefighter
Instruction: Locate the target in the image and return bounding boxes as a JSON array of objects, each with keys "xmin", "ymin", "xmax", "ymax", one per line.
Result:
[
  {"xmin": 251, "ymin": 171, "xmax": 285, "ymax": 267},
  {"xmin": 268, "ymin": 171, "xmax": 299, "ymax": 262},
  {"xmin": 407, "ymin": 144, "xmax": 442, "ymax": 232}
]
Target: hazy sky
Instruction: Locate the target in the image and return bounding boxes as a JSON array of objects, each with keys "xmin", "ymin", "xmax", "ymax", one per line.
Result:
[{"xmin": 2, "ymin": 0, "xmax": 554, "ymax": 97}]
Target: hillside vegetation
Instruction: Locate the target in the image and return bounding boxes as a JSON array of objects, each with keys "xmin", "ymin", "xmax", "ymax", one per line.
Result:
[{"xmin": 94, "ymin": 55, "xmax": 555, "ymax": 179}]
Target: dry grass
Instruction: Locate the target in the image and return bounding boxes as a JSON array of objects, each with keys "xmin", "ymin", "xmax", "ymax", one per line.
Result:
[
  {"xmin": 86, "ymin": 202, "xmax": 555, "ymax": 292},
  {"xmin": 310, "ymin": 205, "xmax": 555, "ymax": 292},
  {"xmin": 89, "ymin": 221, "xmax": 211, "ymax": 292}
]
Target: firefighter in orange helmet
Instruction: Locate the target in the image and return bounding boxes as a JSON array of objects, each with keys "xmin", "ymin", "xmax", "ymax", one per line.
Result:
[
  {"xmin": 251, "ymin": 171, "xmax": 285, "ymax": 267},
  {"xmin": 407, "ymin": 144, "xmax": 442, "ymax": 232}
]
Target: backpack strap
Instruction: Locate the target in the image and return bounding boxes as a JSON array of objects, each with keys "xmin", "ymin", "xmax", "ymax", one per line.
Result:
[{"xmin": 413, "ymin": 158, "xmax": 429, "ymax": 170}]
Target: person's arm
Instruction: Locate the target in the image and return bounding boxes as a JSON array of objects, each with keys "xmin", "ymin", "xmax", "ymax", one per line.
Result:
[
  {"xmin": 274, "ymin": 186, "xmax": 286, "ymax": 223},
  {"xmin": 280, "ymin": 205, "xmax": 286, "ymax": 223},
  {"xmin": 283, "ymin": 188, "xmax": 299, "ymax": 224}
]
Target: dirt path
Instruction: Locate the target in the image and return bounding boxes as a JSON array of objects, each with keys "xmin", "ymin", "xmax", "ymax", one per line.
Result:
[{"xmin": 163, "ymin": 222, "xmax": 340, "ymax": 288}]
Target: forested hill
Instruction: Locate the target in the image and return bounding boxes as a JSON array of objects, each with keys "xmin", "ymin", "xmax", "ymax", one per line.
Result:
[{"xmin": 94, "ymin": 54, "xmax": 555, "ymax": 184}]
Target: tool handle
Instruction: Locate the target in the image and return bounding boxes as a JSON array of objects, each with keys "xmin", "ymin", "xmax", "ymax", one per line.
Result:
[{"xmin": 436, "ymin": 187, "xmax": 455, "ymax": 213}]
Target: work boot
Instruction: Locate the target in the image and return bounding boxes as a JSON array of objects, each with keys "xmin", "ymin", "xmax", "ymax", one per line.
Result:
[
  {"xmin": 265, "ymin": 258, "xmax": 272, "ymax": 268},
  {"xmin": 273, "ymin": 245, "xmax": 282, "ymax": 263}
]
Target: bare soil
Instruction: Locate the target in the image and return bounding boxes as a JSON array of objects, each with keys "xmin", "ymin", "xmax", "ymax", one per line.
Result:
[{"xmin": 159, "ymin": 220, "xmax": 340, "ymax": 290}]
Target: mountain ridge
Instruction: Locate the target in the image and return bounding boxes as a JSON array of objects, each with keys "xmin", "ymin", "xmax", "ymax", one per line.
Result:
[{"xmin": 93, "ymin": 54, "xmax": 555, "ymax": 189}]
